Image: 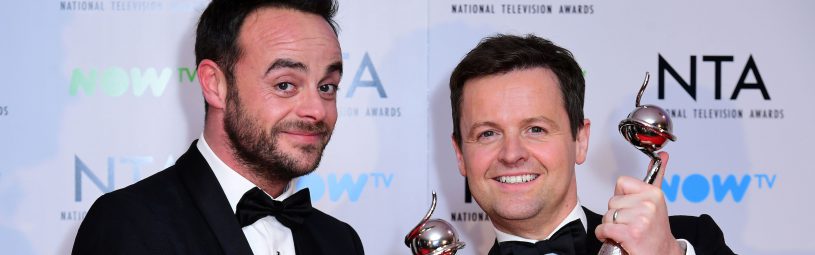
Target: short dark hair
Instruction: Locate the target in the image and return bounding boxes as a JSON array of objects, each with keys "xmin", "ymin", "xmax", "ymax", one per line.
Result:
[
  {"xmin": 449, "ymin": 34, "xmax": 585, "ymax": 146},
  {"xmin": 195, "ymin": 0, "xmax": 339, "ymax": 112}
]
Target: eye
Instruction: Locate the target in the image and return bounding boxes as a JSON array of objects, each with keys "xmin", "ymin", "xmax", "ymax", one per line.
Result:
[
  {"xmin": 276, "ymin": 82, "xmax": 294, "ymax": 91},
  {"xmin": 527, "ymin": 126, "xmax": 548, "ymax": 137},
  {"xmin": 318, "ymin": 84, "xmax": 338, "ymax": 95},
  {"xmin": 475, "ymin": 130, "xmax": 500, "ymax": 143},
  {"xmin": 272, "ymin": 82, "xmax": 298, "ymax": 97}
]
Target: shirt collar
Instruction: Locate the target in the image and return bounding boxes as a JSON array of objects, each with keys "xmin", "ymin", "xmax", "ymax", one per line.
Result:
[
  {"xmin": 196, "ymin": 134, "xmax": 295, "ymax": 213},
  {"xmin": 494, "ymin": 201, "xmax": 587, "ymax": 243}
]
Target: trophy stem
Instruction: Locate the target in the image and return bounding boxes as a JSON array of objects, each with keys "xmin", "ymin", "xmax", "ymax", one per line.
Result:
[{"xmin": 641, "ymin": 150, "xmax": 662, "ymax": 185}]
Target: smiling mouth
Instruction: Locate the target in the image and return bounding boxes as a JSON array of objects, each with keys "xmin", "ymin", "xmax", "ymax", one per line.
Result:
[{"xmin": 495, "ymin": 174, "xmax": 539, "ymax": 184}]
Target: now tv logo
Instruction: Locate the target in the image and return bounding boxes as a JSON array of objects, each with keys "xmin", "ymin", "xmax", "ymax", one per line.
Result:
[
  {"xmin": 295, "ymin": 171, "xmax": 393, "ymax": 203},
  {"xmin": 661, "ymin": 173, "xmax": 776, "ymax": 203},
  {"xmin": 69, "ymin": 67, "xmax": 198, "ymax": 97}
]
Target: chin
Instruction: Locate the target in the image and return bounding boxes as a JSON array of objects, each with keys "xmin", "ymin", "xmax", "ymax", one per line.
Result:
[
  {"xmin": 293, "ymin": 168, "xmax": 317, "ymax": 178},
  {"xmin": 296, "ymin": 156, "xmax": 322, "ymax": 173},
  {"xmin": 493, "ymin": 202, "xmax": 542, "ymax": 221}
]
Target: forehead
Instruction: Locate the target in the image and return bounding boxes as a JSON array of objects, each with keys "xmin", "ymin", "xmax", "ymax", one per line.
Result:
[
  {"xmin": 238, "ymin": 7, "xmax": 340, "ymax": 57},
  {"xmin": 460, "ymin": 67, "xmax": 565, "ymax": 122}
]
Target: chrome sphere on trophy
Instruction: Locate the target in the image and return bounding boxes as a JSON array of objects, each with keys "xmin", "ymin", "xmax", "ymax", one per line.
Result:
[
  {"xmin": 598, "ymin": 72, "xmax": 678, "ymax": 255},
  {"xmin": 404, "ymin": 191, "xmax": 465, "ymax": 255}
]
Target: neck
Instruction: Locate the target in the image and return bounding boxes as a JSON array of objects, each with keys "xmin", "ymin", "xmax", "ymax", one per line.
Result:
[{"xmin": 203, "ymin": 112, "xmax": 290, "ymax": 197}]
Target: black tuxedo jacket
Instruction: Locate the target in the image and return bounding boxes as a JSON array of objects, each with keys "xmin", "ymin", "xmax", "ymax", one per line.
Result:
[
  {"xmin": 72, "ymin": 141, "xmax": 364, "ymax": 255},
  {"xmin": 488, "ymin": 207, "xmax": 734, "ymax": 255}
]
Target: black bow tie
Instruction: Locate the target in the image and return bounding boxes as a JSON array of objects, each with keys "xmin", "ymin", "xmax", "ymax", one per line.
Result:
[
  {"xmin": 498, "ymin": 219, "xmax": 587, "ymax": 255},
  {"xmin": 235, "ymin": 187, "xmax": 313, "ymax": 228}
]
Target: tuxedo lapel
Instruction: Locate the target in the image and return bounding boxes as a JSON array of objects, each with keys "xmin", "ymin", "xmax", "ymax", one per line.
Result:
[
  {"xmin": 582, "ymin": 206, "xmax": 603, "ymax": 254},
  {"xmin": 177, "ymin": 141, "xmax": 254, "ymax": 255},
  {"xmin": 488, "ymin": 239, "xmax": 501, "ymax": 255},
  {"xmin": 292, "ymin": 224, "xmax": 321, "ymax": 255}
]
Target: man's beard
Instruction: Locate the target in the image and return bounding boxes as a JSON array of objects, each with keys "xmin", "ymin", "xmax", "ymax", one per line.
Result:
[{"xmin": 223, "ymin": 88, "xmax": 332, "ymax": 182}]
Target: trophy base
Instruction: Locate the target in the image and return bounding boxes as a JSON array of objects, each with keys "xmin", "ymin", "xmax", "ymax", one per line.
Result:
[{"xmin": 598, "ymin": 242, "xmax": 628, "ymax": 255}]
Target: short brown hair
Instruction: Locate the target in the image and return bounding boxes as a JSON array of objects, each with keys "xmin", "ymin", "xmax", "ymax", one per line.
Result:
[{"xmin": 449, "ymin": 34, "xmax": 585, "ymax": 146}]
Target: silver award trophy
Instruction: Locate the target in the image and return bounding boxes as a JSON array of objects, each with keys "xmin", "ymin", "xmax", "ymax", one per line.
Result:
[
  {"xmin": 598, "ymin": 72, "xmax": 677, "ymax": 255},
  {"xmin": 404, "ymin": 191, "xmax": 465, "ymax": 255}
]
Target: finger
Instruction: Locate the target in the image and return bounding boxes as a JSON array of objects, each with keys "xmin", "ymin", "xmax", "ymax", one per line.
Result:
[
  {"xmin": 594, "ymin": 223, "xmax": 630, "ymax": 244},
  {"xmin": 614, "ymin": 175, "xmax": 652, "ymax": 196},
  {"xmin": 604, "ymin": 195, "xmax": 637, "ymax": 225},
  {"xmin": 607, "ymin": 192, "xmax": 652, "ymax": 211},
  {"xmin": 603, "ymin": 205, "xmax": 657, "ymax": 227},
  {"xmin": 649, "ymin": 151, "xmax": 670, "ymax": 187},
  {"xmin": 602, "ymin": 208, "xmax": 628, "ymax": 225}
]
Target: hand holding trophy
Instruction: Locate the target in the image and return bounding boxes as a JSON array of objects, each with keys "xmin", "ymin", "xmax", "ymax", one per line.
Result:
[
  {"xmin": 598, "ymin": 72, "xmax": 677, "ymax": 255},
  {"xmin": 404, "ymin": 191, "xmax": 465, "ymax": 255}
]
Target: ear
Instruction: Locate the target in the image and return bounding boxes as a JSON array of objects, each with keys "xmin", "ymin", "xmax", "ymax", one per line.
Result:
[
  {"xmin": 575, "ymin": 119, "xmax": 591, "ymax": 165},
  {"xmin": 451, "ymin": 134, "xmax": 467, "ymax": 177},
  {"xmin": 197, "ymin": 59, "xmax": 229, "ymax": 111}
]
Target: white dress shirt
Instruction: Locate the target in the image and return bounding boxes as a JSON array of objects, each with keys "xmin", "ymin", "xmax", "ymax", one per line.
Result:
[
  {"xmin": 493, "ymin": 202, "xmax": 696, "ymax": 255},
  {"xmin": 197, "ymin": 135, "xmax": 297, "ymax": 255}
]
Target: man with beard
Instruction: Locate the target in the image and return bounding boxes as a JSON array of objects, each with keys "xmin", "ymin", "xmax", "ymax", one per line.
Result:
[
  {"xmin": 72, "ymin": 1, "xmax": 364, "ymax": 254},
  {"xmin": 449, "ymin": 34, "xmax": 734, "ymax": 254}
]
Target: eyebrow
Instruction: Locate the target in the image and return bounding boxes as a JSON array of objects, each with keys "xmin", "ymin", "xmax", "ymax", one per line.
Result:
[
  {"xmin": 266, "ymin": 58, "xmax": 307, "ymax": 75},
  {"xmin": 326, "ymin": 61, "xmax": 343, "ymax": 77},
  {"xmin": 265, "ymin": 59, "xmax": 343, "ymax": 78},
  {"xmin": 467, "ymin": 121, "xmax": 499, "ymax": 137},
  {"xmin": 521, "ymin": 116, "xmax": 558, "ymax": 128}
]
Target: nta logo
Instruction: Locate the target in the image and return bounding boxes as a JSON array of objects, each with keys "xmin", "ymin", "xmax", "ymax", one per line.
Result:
[
  {"xmin": 344, "ymin": 52, "xmax": 387, "ymax": 98},
  {"xmin": 658, "ymin": 54, "xmax": 769, "ymax": 100},
  {"xmin": 75, "ymin": 155, "xmax": 175, "ymax": 201}
]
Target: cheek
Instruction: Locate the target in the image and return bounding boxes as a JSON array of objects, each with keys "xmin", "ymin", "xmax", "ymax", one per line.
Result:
[
  {"xmin": 529, "ymin": 141, "xmax": 573, "ymax": 171},
  {"xmin": 462, "ymin": 145, "xmax": 499, "ymax": 176},
  {"xmin": 324, "ymin": 101, "xmax": 338, "ymax": 124},
  {"xmin": 256, "ymin": 102, "xmax": 289, "ymax": 127}
]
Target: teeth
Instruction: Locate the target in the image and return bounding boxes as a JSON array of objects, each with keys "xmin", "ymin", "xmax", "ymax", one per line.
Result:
[{"xmin": 497, "ymin": 174, "xmax": 538, "ymax": 184}]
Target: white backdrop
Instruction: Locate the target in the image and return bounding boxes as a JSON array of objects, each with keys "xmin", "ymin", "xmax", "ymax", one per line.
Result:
[{"xmin": 1, "ymin": 0, "xmax": 813, "ymax": 254}]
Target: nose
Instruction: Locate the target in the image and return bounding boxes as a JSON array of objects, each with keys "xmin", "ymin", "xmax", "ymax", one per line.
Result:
[
  {"xmin": 498, "ymin": 133, "xmax": 528, "ymax": 167},
  {"xmin": 294, "ymin": 87, "xmax": 328, "ymax": 122}
]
